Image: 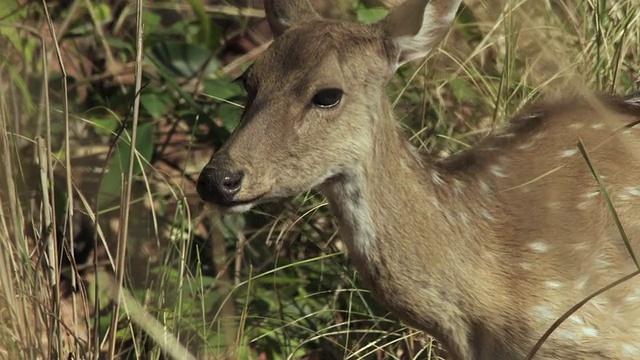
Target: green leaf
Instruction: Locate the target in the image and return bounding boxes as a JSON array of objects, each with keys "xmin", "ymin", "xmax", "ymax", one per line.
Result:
[
  {"xmin": 141, "ymin": 93, "xmax": 169, "ymax": 119},
  {"xmin": 142, "ymin": 11, "xmax": 162, "ymax": 34},
  {"xmin": 89, "ymin": 117, "xmax": 121, "ymax": 136},
  {"xmin": 356, "ymin": 4, "xmax": 388, "ymax": 25},
  {"xmin": 450, "ymin": 78, "xmax": 479, "ymax": 102},
  {"xmin": 217, "ymin": 103, "xmax": 243, "ymax": 133},
  {"xmin": 6, "ymin": 63, "xmax": 36, "ymax": 115},
  {"xmin": 93, "ymin": 4, "xmax": 113, "ymax": 23},
  {"xmin": 106, "ymin": 37, "xmax": 134, "ymax": 51},
  {"xmin": 203, "ymin": 78, "xmax": 244, "ymax": 100},
  {"xmin": 0, "ymin": 1, "xmax": 26, "ymax": 52},
  {"xmin": 186, "ymin": 0, "xmax": 212, "ymax": 47},
  {"xmin": 149, "ymin": 41, "xmax": 220, "ymax": 78}
]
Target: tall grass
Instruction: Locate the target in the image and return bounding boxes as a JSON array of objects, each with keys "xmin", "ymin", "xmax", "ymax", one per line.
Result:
[{"xmin": 0, "ymin": 0, "xmax": 638, "ymax": 359}]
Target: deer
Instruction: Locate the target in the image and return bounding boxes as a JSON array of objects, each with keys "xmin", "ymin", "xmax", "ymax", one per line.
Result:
[{"xmin": 196, "ymin": 0, "xmax": 640, "ymax": 358}]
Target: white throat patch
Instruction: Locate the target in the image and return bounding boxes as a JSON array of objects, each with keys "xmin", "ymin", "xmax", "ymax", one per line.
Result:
[{"xmin": 321, "ymin": 168, "xmax": 377, "ymax": 260}]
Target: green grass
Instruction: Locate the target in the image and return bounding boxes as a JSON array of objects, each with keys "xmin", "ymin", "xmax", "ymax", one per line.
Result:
[{"xmin": 0, "ymin": 0, "xmax": 638, "ymax": 359}]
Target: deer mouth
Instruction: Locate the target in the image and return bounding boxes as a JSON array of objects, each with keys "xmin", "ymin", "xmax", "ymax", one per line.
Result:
[{"xmin": 217, "ymin": 194, "xmax": 267, "ymax": 213}]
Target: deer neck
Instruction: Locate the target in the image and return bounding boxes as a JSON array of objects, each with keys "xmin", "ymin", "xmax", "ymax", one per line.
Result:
[
  {"xmin": 319, "ymin": 105, "xmax": 505, "ymax": 354},
  {"xmin": 320, "ymin": 104, "xmax": 491, "ymax": 275}
]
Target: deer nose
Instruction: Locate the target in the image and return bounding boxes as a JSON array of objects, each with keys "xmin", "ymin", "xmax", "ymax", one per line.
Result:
[{"xmin": 196, "ymin": 166, "xmax": 244, "ymax": 206}]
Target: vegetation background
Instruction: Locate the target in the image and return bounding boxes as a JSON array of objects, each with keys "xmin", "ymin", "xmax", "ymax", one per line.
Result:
[{"xmin": 0, "ymin": 0, "xmax": 637, "ymax": 359}]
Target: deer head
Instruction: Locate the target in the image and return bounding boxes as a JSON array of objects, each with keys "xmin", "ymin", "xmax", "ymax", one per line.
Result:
[{"xmin": 196, "ymin": 0, "xmax": 462, "ymax": 211}]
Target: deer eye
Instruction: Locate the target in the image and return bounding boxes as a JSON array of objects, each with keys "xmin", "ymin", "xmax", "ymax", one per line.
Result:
[{"xmin": 312, "ymin": 88, "xmax": 343, "ymax": 108}]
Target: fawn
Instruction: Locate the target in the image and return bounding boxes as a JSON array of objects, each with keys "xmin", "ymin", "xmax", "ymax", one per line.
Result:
[{"xmin": 196, "ymin": 0, "xmax": 640, "ymax": 358}]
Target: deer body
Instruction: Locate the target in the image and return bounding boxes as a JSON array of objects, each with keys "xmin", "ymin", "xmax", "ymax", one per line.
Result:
[
  {"xmin": 196, "ymin": 1, "xmax": 640, "ymax": 358},
  {"xmin": 322, "ymin": 97, "xmax": 640, "ymax": 359}
]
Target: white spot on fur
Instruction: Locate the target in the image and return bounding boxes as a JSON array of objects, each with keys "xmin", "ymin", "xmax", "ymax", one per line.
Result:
[
  {"xmin": 569, "ymin": 123, "xmax": 584, "ymax": 129},
  {"xmin": 431, "ymin": 171, "xmax": 444, "ymax": 186},
  {"xmin": 582, "ymin": 327, "xmax": 599, "ymax": 337},
  {"xmin": 625, "ymin": 293, "xmax": 640, "ymax": 303},
  {"xmin": 561, "ymin": 149, "xmax": 578, "ymax": 158},
  {"xmin": 481, "ymin": 208, "xmax": 495, "ymax": 222},
  {"xmin": 490, "ymin": 165, "xmax": 507, "ymax": 178},
  {"xmin": 453, "ymin": 178, "xmax": 465, "ymax": 197},
  {"xmin": 622, "ymin": 344, "xmax": 640, "ymax": 356},
  {"xmin": 589, "ymin": 297, "xmax": 608, "ymax": 311},
  {"xmin": 584, "ymin": 190, "xmax": 600, "ymax": 198},
  {"xmin": 591, "ymin": 123, "xmax": 606, "ymax": 130},
  {"xmin": 479, "ymin": 180, "xmax": 491, "ymax": 193},
  {"xmin": 619, "ymin": 193, "xmax": 632, "ymax": 201},
  {"xmin": 595, "ymin": 254, "xmax": 610, "ymax": 267},
  {"xmin": 532, "ymin": 305, "xmax": 555, "ymax": 320},
  {"xmin": 577, "ymin": 201, "xmax": 590, "ymax": 210},
  {"xmin": 529, "ymin": 242, "xmax": 550, "ymax": 253},
  {"xmin": 459, "ymin": 212, "xmax": 470, "ymax": 226},
  {"xmin": 521, "ymin": 263, "xmax": 533, "ymax": 270},
  {"xmin": 429, "ymin": 196, "xmax": 442, "ymax": 211},
  {"xmin": 554, "ymin": 329, "xmax": 577, "ymax": 341},
  {"xmin": 518, "ymin": 141, "xmax": 535, "ymax": 150},
  {"xmin": 546, "ymin": 281, "xmax": 564, "ymax": 289},
  {"xmin": 574, "ymin": 242, "xmax": 588, "ymax": 250},
  {"xmin": 569, "ymin": 314, "xmax": 584, "ymax": 325},
  {"xmin": 575, "ymin": 276, "xmax": 588, "ymax": 290},
  {"xmin": 626, "ymin": 187, "xmax": 640, "ymax": 197}
]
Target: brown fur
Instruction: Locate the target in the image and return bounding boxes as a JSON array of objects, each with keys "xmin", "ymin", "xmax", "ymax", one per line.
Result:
[{"xmin": 197, "ymin": 1, "xmax": 640, "ymax": 359}]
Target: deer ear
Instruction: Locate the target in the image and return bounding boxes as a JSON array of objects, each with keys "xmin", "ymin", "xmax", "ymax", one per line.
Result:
[
  {"xmin": 377, "ymin": 0, "xmax": 462, "ymax": 67},
  {"xmin": 263, "ymin": 0, "xmax": 321, "ymax": 38}
]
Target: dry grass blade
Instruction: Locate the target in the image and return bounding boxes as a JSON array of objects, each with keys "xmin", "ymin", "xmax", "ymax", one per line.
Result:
[
  {"xmin": 577, "ymin": 138, "xmax": 639, "ymax": 270},
  {"xmin": 36, "ymin": 137, "xmax": 62, "ymax": 355},
  {"xmin": 104, "ymin": 274, "xmax": 197, "ymax": 360},
  {"xmin": 107, "ymin": 0, "xmax": 145, "ymax": 357}
]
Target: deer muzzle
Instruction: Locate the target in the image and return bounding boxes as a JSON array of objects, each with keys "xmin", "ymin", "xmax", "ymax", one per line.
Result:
[{"xmin": 196, "ymin": 156, "xmax": 245, "ymax": 207}]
